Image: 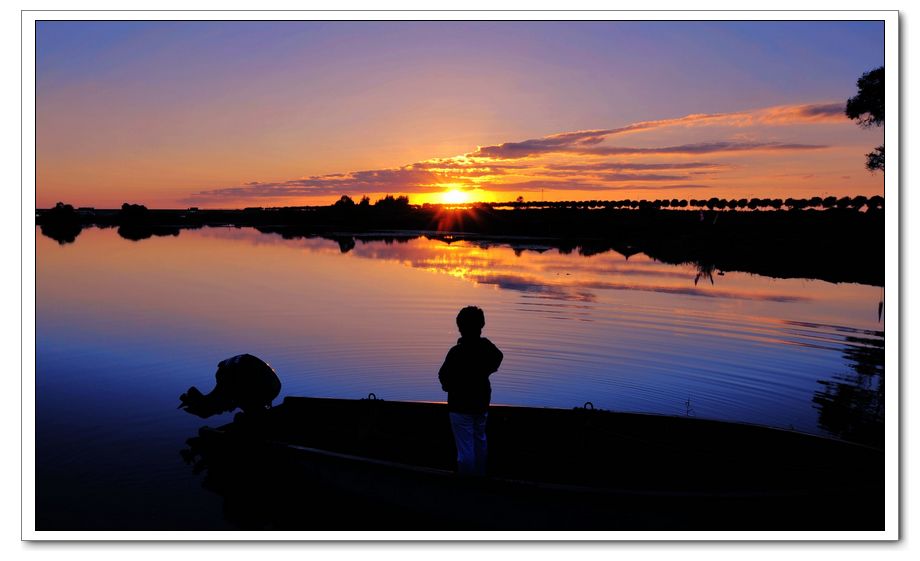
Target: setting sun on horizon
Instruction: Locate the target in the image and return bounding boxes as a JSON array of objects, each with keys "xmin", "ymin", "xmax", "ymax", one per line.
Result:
[{"xmin": 441, "ymin": 189, "xmax": 470, "ymax": 205}]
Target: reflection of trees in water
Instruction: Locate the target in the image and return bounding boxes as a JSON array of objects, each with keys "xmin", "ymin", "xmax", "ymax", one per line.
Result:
[
  {"xmin": 693, "ymin": 262, "xmax": 723, "ymax": 286},
  {"xmin": 38, "ymin": 202, "xmax": 83, "ymax": 244},
  {"xmin": 39, "ymin": 223, "xmax": 180, "ymax": 243},
  {"xmin": 117, "ymin": 224, "xmax": 181, "ymax": 241},
  {"xmin": 39, "ymin": 223, "xmax": 83, "ymax": 245},
  {"xmin": 329, "ymin": 235, "xmax": 356, "ymax": 253},
  {"xmin": 812, "ymin": 333, "xmax": 884, "ymax": 447}
]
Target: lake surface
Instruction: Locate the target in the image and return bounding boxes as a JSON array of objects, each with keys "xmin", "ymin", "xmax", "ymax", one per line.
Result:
[{"xmin": 35, "ymin": 225, "xmax": 884, "ymax": 530}]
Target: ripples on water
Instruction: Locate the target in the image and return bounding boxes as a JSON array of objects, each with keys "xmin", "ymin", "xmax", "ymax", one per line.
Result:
[{"xmin": 35, "ymin": 226, "xmax": 884, "ymax": 529}]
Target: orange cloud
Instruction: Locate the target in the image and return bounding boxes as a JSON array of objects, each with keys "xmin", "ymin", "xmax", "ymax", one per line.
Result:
[{"xmin": 470, "ymin": 102, "xmax": 845, "ymax": 159}]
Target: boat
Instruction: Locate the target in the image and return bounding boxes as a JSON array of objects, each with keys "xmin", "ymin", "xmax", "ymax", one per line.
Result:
[{"xmin": 184, "ymin": 395, "xmax": 884, "ymax": 531}]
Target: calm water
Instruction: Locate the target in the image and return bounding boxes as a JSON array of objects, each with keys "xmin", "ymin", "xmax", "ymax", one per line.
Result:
[{"xmin": 35, "ymin": 226, "xmax": 884, "ymax": 529}]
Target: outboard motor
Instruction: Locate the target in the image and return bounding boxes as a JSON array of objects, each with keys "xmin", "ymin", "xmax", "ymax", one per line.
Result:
[{"xmin": 179, "ymin": 354, "xmax": 281, "ymax": 418}]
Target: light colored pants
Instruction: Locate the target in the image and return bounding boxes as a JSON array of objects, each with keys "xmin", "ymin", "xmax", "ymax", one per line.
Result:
[{"xmin": 449, "ymin": 412, "xmax": 488, "ymax": 475}]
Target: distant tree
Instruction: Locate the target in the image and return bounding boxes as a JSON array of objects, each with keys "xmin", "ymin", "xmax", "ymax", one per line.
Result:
[
  {"xmin": 515, "ymin": 195, "xmax": 524, "ymax": 203},
  {"xmin": 846, "ymin": 66, "xmax": 884, "ymax": 171},
  {"xmin": 358, "ymin": 195, "xmax": 371, "ymax": 207},
  {"xmin": 865, "ymin": 146, "xmax": 884, "ymax": 171},
  {"xmin": 120, "ymin": 202, "xmax": 149, "ymax": 219},
  {"xmin": 53, "ymin": 201, "xmax": 75, "ymax": 213},
  {"xmin": 333, "ymin": 194, "xmax": 355, "ymax": 208},
  {"xmin": 846, "ymin": 67, "xmax": 884, "ymax": 127},
  {"xmin": 375, "ymin": 194, "xmax": 410, "ymax": 208},
  {"xmin": 45, "ymin": 201, "xmax": 78, "ymax": 222}
]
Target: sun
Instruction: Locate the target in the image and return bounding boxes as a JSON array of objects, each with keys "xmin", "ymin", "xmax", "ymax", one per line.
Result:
[{"xmin": 441, "ymin": 189, "xmax": 470, "ymax": 205}]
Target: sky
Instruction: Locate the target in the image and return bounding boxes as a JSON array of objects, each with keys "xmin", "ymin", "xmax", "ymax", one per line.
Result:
[{"xmin": 35, "ymin": 20, "xmax": 885, "ymax": 209}]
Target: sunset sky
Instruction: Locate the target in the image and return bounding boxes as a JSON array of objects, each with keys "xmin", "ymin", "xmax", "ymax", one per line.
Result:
[{"xmin": 36, "ymin": 20, "xmax": 885, "ymax": 209}]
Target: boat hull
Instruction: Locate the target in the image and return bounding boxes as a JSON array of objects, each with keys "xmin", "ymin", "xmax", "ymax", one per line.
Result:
[{"xmin": 186, "ymin": 396, "xmax": 884, "ymax": 530}]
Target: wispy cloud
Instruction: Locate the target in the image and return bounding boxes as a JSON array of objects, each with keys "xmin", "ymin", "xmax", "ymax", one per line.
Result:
[
  {"xmin": 545, "ymin": 162, "xmax": 725, "ymax": 171},
  {"xmin": 475, "ymin": 138, "xmax": 828, "ymax": 160},
  {"xmin": 470, "ymin": 102, "xmax": 843, "ymax": 159},
  {"xmin": 758, "ymin": 102, "xmax": 849, "ymax": 124},
  {"xmin": 583, "ymin": 141, "xmax": 827, "ymax": 157}
]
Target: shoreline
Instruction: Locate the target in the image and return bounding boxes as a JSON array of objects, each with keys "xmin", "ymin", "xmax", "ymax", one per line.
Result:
[{"xmin": 37, "ymin": 205, "xmax": 885, "ymax": 287}]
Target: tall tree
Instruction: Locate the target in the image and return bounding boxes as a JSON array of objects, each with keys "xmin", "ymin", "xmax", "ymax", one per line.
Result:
[{"xmin": 845, "ymin": 66, "xmax": 884, "ymax": 171}]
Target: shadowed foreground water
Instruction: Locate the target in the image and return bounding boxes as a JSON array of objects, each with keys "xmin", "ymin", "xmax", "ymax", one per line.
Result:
[{"xmin": 35, "ymin": 226, "xmax": 884, "ymax": 530}]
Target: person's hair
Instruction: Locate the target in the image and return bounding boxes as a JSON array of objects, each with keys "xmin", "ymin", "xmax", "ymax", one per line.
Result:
[{"xmin": 456, "ymin": 306, "xmax": 485, "ymax": 334}]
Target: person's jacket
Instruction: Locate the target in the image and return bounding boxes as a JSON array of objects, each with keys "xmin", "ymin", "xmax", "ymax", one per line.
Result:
[{"xmin": 438, "ymin": 336, "xmax": 503, "ymax": 413}]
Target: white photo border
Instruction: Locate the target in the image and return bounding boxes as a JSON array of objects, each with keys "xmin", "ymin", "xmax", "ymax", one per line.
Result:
[{"xmin": 21, "ymin": 8, "xmax": 900, "ymax": 542}]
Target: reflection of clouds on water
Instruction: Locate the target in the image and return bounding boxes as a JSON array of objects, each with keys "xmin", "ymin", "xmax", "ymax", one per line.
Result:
[
  {"xmin": 465, "ymin": 273, "xmax": 597, "ymax": 302},
  {"xmin": 340, "ymin": 236, "xmax": 811, "ymax": 304},
  {"xmin": 539, "ymin": 261, "xmax": 694, "ymax": 279},
  {"xmin": 208, "ymin": 227, "xmax": 817, "ymax": 304},
  {"xmin": 572, "ymin": 280, "xmax": 809, "ymax": 302}
]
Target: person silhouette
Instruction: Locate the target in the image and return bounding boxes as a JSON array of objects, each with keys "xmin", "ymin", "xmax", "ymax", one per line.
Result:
[{"xmin": 438, "ymin": 306, "xmax": 503, "ymax": 475}]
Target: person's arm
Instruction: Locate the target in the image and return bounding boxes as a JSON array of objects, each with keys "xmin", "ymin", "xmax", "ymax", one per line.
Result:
[
  {"xmin": 485, "ymin": 339, "xmax": 503, "ymax": 374},
  {"xmin": 438, "ymin": 348, "xmax": 455, "ymax": 392}
]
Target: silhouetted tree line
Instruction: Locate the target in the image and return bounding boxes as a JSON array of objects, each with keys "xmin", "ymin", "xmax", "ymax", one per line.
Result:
[
  {"xmin": 319, "ymin": 193, "xmax": 885, "ymax": 213},
  {"xmin": 36, "ymin": 195, "xmax": 884, "ymax": 285},
  {"xmin": 37, "ymin": 200, "xmax": 180, "ymax": 243},
  {"xmin": 473, "ymin": 195, "xmax": 883, "ymax": 212},
  {"xmin": 248, "ymin": 199, "xmax": 882, "ymax": 285}
]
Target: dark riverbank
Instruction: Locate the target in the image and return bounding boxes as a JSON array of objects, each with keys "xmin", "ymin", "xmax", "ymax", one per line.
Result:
[{"xmin": 37, "ymin": 202, "xmax": 884, "ymax": 286}]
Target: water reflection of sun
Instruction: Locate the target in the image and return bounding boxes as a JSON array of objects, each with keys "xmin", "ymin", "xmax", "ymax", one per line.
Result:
[{"xmin": 441, "ymin": 189, "xmax": 469, "ymax": 204}]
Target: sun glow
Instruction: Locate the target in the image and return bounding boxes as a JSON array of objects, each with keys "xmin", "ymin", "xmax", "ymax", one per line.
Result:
[{"xmin": 441, "ymin": 189, "xmax": 470, "ymax": 205}]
